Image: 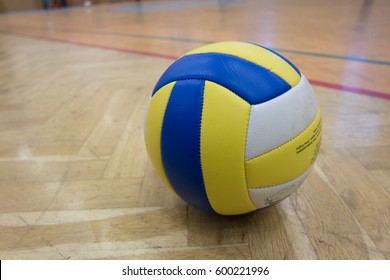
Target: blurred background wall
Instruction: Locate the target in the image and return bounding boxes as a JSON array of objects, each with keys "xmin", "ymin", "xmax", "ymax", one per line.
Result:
[{"xmin": 0, "ymin": 0, "xmax": 131, "ymax": 13}]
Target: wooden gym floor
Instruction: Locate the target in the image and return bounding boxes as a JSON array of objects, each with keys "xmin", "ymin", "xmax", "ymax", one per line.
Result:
[{"xmin": 0, "ymin": 0, "xmax": 389, "ymax": 260}]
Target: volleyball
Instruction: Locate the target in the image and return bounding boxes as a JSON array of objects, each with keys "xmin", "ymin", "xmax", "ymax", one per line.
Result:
[{"xmin": 144, "ymin": 41, "xmax": 322, "ymax": 215}]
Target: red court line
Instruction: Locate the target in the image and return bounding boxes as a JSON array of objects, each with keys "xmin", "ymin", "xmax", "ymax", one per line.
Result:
[
  {"xmin": 309, "ymin": 80, "xmax": 390, "ymax": 100},
  {"xmin": 0, "ymin": 29, "xmax": 389, "ymax": 101},
  {"xmin": 0, "ymin": 29, "xmax": 178, "ymax": 61}
]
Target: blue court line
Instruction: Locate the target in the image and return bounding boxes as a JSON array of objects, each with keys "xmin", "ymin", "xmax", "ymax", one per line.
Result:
[
  {"xmin": 112, "ymin": 0, "xmax": 241, "ymax": 12},
  {"xmin": 50, "ymin": 30, "xmax": 390, "ymax": 67},
  {"xmin": 271, "ymin": 48, "xmax": 390, "ymax": 66},
  {"xmin": 3, "ymin": 28, "xmax": 389, "ymax": 99},
  {"xmin": 3, "ymin": 25, "xmax": 390, "ymax": 66}
]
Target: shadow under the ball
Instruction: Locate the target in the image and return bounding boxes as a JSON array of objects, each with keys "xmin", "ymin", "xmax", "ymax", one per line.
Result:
[
  {"xmin": 186, "ymin": 204, "xmax": 286, "ymax": 251},
  {"xmin": 245, "ymin": 204, "xmax": 296, "ymax": 259}
]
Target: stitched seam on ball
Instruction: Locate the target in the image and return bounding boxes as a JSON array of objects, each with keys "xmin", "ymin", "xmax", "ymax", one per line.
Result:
[
  {"xmin": 154, "ymin": 54, "xmax": 290, "ymax": 104},
  {"xmin": 158, "ymin": 83, "xmax": 175, "ymax": 185},
  {"xmin": 246, "ymin": 109, "xmax": 321, "ymax": 163},
  {"xmin": 251, "ymin": 44, "xmax": 301, "ymax": 77},
  {"xmin": 245, "ymin": 75, "xmax": 315, "ymax": 161},
  {"xmin": 193, "ymin": 52, "xmax": 291, "ymax": 86},
  {"xmin": 158, "ymin": 79, "xmax": 250, "ymax": 107},
  {"xmin": 243, "ymin": 105, "xmax": 256, "ymax": 207},
  {"xmin": 198, "ymin": 80, "xmax": 209, "ymax": 205},
  {"xmin": 175, "ymin": 78, "xmax": 250, "ymax": 103},
  {"xmin": 154, "ymin": 78, "xmax": 205, "ymax": 95},
  {"xmin": 247, "ymin": 168, "xmax": 311, "ymax": 190}
]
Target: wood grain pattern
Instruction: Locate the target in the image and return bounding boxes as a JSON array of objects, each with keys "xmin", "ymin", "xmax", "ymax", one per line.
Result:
[{"xmin": 0, "ymin": 0, "xmax": 389, "ymax": 259}]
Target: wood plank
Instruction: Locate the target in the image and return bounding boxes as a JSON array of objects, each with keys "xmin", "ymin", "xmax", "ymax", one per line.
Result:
[
  {"xmin": 348, "ymin": 146, "xmax": 390, "ymax": 171},
  {"xmin": 2, "ymin": 207, "xmax": 187, "ymax": 259},
  {"xmin": 49, "ymin": 178, "xmax": 143, "ymax": 210},
  {"xmin": 0, "ymin": 181, "xmax": 61, "ymax": 213},
  {"xmin": 187, "ymin": 206, "xmax": 248, "ymax": 247},
  {"xmin": 314, "ymin": 149, "xmax": 390, "ymax": 259},
  {"xmin": 369, "ymin": 170, "xmax": 390, "ymax": 194}
]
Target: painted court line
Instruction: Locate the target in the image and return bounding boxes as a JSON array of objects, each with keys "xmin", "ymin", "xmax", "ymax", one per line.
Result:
[
  {"xmin": 3, "ymin": 24, "xmax": 390, "ymax": 66},
  {"xmin": 0, "ymin": 29, "xmax": 177, "ymax": 61},
  {"xmin": 0, "ymin": 29, "xmax": 389, "ymax": 101},
  {"xmin": 309, "ymin": 80, "xmax": 390, "ymax": 100}
]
